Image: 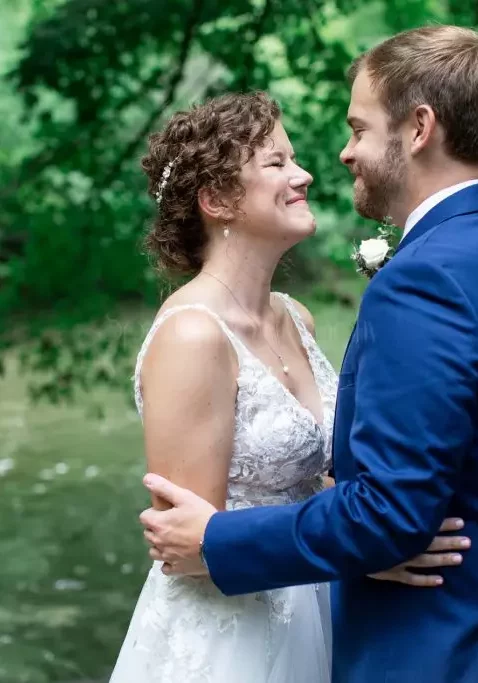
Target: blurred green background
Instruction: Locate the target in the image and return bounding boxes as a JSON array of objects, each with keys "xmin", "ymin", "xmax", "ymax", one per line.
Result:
[{"xmin": 0, "ymin": 1, "xmax": 476, "ymax": 681}]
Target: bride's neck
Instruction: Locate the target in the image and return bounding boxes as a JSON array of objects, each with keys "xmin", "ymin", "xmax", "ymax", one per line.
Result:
[{"xmin": 201, "ymin": 243, "xmax": 280, "ymax": 319}]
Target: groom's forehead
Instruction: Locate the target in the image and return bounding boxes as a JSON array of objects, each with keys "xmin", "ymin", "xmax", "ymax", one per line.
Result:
[
  {"xmin": 351, "ymin": 76, "xmax": 374, "ymax": 104},
  {"xmin": 348, "ymin": 72, "xmax": 382, "ymax": 117}
]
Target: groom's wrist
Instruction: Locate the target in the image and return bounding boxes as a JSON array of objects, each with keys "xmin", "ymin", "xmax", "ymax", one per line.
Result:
[{"xmin": 199, "ymin": 538, "xmax": 208, "ymax": 570}]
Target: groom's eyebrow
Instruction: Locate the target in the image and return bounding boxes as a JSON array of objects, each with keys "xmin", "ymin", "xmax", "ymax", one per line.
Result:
[{"xmin": 347, "ymin": 116, "xmax": 366, "ymax": 128}]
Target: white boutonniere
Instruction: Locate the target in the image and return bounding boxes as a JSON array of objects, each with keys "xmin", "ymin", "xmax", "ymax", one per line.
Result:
[{"xmin": 352, "ymin": 217, "xmax": 397, "ymax": 279}]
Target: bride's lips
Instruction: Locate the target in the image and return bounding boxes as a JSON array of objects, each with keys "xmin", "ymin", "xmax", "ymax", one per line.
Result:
[{"xmin": 286, "ymin": 196, "xmax": 307, "ymax": 205}]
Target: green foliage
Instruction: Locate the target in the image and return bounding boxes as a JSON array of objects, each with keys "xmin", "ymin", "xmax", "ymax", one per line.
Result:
[{"xmin": 0, "ymin": 0, "xmax": 476, "ymax": 402}]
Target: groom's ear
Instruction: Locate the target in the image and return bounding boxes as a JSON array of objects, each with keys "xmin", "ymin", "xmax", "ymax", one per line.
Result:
[{"xmin": 409, "ymin": 104, "xmax": 438, "ymax": 156}]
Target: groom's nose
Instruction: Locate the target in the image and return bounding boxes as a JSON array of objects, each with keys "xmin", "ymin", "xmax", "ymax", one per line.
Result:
[{"xmin": 340, "ymin": 140, "xmax": 355, "ymax": 167}]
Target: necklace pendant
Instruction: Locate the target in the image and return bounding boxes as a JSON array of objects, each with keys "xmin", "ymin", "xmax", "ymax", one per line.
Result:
[{"xmin": 282, "ymin": 365, "xmax": 289, "ymax": 375}]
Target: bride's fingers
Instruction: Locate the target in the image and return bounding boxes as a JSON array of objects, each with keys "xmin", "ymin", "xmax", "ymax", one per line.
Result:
[
  {"xmin": 369, "ymin": 569, "xmax": 444, "ymax": 587},
  {"xmin": 398, "ymin": 571, "xmax": 444, "ymax": 587},
  {"xmin": 427, "ymin": 534, "xmax": 471, "ymax": 552},
  {"xmin": 405, "ymin": 552, "xmax": 463, "ymax": 568},
  {"xmin": 438, "ymin": 518, "xmax": 464, "ymax": 533}
]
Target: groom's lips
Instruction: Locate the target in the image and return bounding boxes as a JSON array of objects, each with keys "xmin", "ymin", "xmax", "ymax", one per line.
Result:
[{"xmin": 286, "ymin": 195, "xmax": 307, "ymax": 205}]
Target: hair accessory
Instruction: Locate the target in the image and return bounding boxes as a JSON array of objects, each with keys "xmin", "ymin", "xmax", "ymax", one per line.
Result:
[{"xmin": 155, "ymin": 160, "xmax": 175, "ymax": 207}]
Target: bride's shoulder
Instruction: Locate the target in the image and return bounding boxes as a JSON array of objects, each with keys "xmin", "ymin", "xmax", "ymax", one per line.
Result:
[
  {"xmin": 151, "ymin": 306, "xmax": 228, "ymax": 350},
  {"xmin": 143, "ymin": 286, "xmax": 233, "ymax": 364}
]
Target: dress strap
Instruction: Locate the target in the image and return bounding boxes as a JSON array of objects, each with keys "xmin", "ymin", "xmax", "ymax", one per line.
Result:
[
  {"xmin": 274, "ymin": 292, "xmax": 314, "ymax": 349},
  {"xmin": 133, "ymin": 304, "xmax": 245, "ymax": 416}
]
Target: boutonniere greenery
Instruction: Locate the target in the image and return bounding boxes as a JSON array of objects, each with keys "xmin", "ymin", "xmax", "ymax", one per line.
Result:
[{"xmin": 351, "ymin": 217, "xmax": 399, "ymax": 279}]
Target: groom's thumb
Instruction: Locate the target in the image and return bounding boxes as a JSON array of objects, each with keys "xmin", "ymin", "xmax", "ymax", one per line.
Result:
[{"xmin": 143, "ymin": 473, "xmax": 185, "ymax": 506}]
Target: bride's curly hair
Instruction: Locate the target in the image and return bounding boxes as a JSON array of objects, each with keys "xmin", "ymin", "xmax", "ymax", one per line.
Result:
[{"xmin": 141, "ymin": 91, "xmax": 281, "ymax": 275}]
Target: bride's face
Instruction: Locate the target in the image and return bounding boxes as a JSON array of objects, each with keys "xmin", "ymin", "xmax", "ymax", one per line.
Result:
[{"xmin": 234, "ymin": 121, "xmax": 316, "ymax": 246}]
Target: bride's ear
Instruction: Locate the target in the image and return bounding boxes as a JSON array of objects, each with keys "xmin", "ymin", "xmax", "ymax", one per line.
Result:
[{"xmin": 198, "ymin": 187, "xmax": 234, "ymax": 223}]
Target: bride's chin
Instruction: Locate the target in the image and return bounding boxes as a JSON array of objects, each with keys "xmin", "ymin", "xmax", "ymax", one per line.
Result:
[{"xmin": 301, "ymin": 218, "xmax": 317, "ymax": 236}]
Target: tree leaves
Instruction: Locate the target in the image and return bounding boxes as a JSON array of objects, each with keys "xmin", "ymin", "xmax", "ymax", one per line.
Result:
[{"xmin": 2, "ymin": 0, "xmax": 475, "ymax": 403}]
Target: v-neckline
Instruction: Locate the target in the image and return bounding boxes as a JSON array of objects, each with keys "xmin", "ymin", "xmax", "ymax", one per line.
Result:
[
  {"xmin": 243, "ymin": 350, "xmax": 324, "ymax": 432},
  {"xmin": 145, "ymin": 297, "xmax": 324, "ymax": 429},
  {"xmin": 228, "ymin": 302, "xmax": 324, "ymax": 430}
]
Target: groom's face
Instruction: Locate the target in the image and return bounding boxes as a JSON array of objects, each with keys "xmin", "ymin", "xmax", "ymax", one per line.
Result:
[{"xmin": 340, "ymin": 68, "xmax": 407, "ymax": 221}]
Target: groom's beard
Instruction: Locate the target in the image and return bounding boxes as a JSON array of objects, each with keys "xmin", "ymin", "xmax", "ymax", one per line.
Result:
[{"xmin": 353, "ymin": 135, "xmax": 406, "ymax": 222}]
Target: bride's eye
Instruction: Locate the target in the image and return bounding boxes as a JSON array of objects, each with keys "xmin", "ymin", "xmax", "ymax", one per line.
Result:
[{"xmin": 270, "ymin": 161, "xmax": 285, "ymax": 167}]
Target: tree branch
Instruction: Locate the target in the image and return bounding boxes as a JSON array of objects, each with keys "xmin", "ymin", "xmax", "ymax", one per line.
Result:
[
  {"xmin": 0, "ymin": 11, "xmax": 195, "ymax": 201},
  {"xmin": 234, "ymin": 0, "xmax": 274, "ymax": 91},
  {"xmin": 100, "ymin": 0, "xmax": 205, "ymax": 186},
  {"xmin": 300, "ymin": 0, "xmax": 327, "ymax": 53}
]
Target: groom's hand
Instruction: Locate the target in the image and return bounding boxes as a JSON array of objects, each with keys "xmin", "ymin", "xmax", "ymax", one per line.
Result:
[
  {"xmin": 139, "ymin": 474, "xmax": 217, "ymax": 577},
  {"xmin": 369, "ymin": 518, "xmax": 471, "ymax": 587}
]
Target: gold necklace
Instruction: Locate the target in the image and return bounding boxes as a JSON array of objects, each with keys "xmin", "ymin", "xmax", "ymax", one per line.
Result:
[{"xmin": 202, "ymin": 271, "xmax": 289, "ymax": 375}]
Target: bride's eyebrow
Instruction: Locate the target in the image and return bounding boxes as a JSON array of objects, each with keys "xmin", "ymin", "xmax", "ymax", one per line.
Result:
[{"xmin": 263, "ymin": 150, "xmax": 296, "ymax": 161}]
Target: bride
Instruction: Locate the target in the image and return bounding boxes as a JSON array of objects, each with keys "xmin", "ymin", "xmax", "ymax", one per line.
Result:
[{"xmin": 109, "ymin": 92, "xmax": 467, "ymax": 682}]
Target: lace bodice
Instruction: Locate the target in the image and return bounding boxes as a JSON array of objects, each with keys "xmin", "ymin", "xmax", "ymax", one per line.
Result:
[
  {"xmin": 133, "ymin": 293, "xmax": 337, "ymax": 510},
  {"xmin": 110, "ymin": 295, "xmax": 335, "ymax": 682}
]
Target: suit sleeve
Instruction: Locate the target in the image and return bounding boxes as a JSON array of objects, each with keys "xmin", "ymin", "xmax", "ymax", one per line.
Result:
[{"xmin": 204, "ymin": 258, "xmax": 478, "ymax": 595}]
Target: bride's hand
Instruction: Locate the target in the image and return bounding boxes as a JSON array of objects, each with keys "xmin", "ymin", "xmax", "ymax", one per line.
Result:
[{"xmin": 368, "ymin": 518, "xmax": 471, "ymax": 587}]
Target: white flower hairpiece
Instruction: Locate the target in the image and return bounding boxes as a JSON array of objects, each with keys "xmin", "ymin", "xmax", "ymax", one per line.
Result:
[
  {"xmin": 155, "ymin": 159, "xmax": 175, "ymax": 207},
  {"xmin": 351, "ymin": 217, "xmax": 397, "ymax": 279}
]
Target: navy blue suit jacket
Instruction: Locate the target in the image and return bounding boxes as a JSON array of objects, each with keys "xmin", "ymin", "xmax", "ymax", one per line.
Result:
[{"xmin": 204, "ymin": 185, "xmax": 478, "ymax": 682}]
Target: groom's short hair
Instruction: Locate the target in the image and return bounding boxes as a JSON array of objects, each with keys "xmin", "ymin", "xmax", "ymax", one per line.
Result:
[{"xmin": 348, "ymin": 25, "xmax": 478, "ymax": 163}]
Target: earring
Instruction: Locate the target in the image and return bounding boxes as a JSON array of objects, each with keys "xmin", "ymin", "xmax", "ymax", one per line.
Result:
[{"xmin": 223, "ymin": 226, "xmax": 230, "ymax": 238}]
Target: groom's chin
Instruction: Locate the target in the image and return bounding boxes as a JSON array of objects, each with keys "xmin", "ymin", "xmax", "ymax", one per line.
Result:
[{"xmin": 353, "ymin": 196, "xmax": 383, "ymax": 223}]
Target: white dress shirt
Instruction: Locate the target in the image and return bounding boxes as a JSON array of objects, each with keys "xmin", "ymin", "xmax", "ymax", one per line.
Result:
[{"xmin": 402, "ymin": 179, "xmax": 478, "ymax": 240}]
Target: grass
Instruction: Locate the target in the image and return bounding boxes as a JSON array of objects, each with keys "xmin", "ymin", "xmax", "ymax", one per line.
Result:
[{"xmin": 0, "ymin": 293, "xmax": 359, "ymax": 682}]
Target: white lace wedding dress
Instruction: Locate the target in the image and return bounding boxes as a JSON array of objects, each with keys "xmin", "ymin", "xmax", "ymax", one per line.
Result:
[{"xmin": 109, "ymin": 293, "xmax": 337, "ymax": 683}]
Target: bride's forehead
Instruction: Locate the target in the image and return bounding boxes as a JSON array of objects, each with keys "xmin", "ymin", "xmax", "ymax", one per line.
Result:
[{"xmin": 252, "ymin": 135, "xmax": 294, "ymax": 160}]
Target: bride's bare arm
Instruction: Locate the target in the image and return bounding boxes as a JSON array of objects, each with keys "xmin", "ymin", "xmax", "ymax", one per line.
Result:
[{"xmin": 140, "ymin": 310, "xmax": 237, "ymax": 512}]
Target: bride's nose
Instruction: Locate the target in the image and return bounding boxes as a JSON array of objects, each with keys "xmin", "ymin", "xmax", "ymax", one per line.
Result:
[{"xmin": 290, "ymin": 168, "xmax": 313, "ymax": 189}]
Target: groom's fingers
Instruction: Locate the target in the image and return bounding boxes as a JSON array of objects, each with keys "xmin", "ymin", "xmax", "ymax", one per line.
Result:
[
  {"xmin": 143, "ymin": 474, "xmax": 188, "ymax": 506},
  {"xmin": 139, "ymin": 506, "xmax": 178, "ymax": 537}
]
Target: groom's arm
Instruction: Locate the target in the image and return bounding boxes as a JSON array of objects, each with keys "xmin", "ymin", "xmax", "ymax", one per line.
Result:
[{"xmin": 204, "ymin": 257, "xmax": 478, "ymax": 595}]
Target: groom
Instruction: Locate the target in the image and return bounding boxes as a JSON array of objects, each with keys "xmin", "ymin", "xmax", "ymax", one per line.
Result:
[{"xmin": 139, "ymin": 26, "xmax": 478, "ymax": 683}]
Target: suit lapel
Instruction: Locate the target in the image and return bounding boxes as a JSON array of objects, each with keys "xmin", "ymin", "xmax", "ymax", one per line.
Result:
[{"xmin": 332, "ymin": 184, "xmax": 478, "ymax": 470}]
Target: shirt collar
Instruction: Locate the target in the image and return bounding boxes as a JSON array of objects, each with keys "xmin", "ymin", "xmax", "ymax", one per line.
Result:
[{"xmin": 402, "ymin": 180, "xmax": 478, "ymax": 240}]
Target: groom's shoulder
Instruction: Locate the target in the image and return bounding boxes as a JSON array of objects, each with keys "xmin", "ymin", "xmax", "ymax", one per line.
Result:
[{"xmin": 407, "ymin": 212, "xmax": 478, "ymax": 289}]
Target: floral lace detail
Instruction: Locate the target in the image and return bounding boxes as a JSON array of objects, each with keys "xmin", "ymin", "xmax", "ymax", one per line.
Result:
[
  {"xmin": 131, "ymin": 571, "xmax": 257, "ymax": 681},
  {"xmin": 111, "ymin": 294, "xmax": 337, "ymax": 683}
]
